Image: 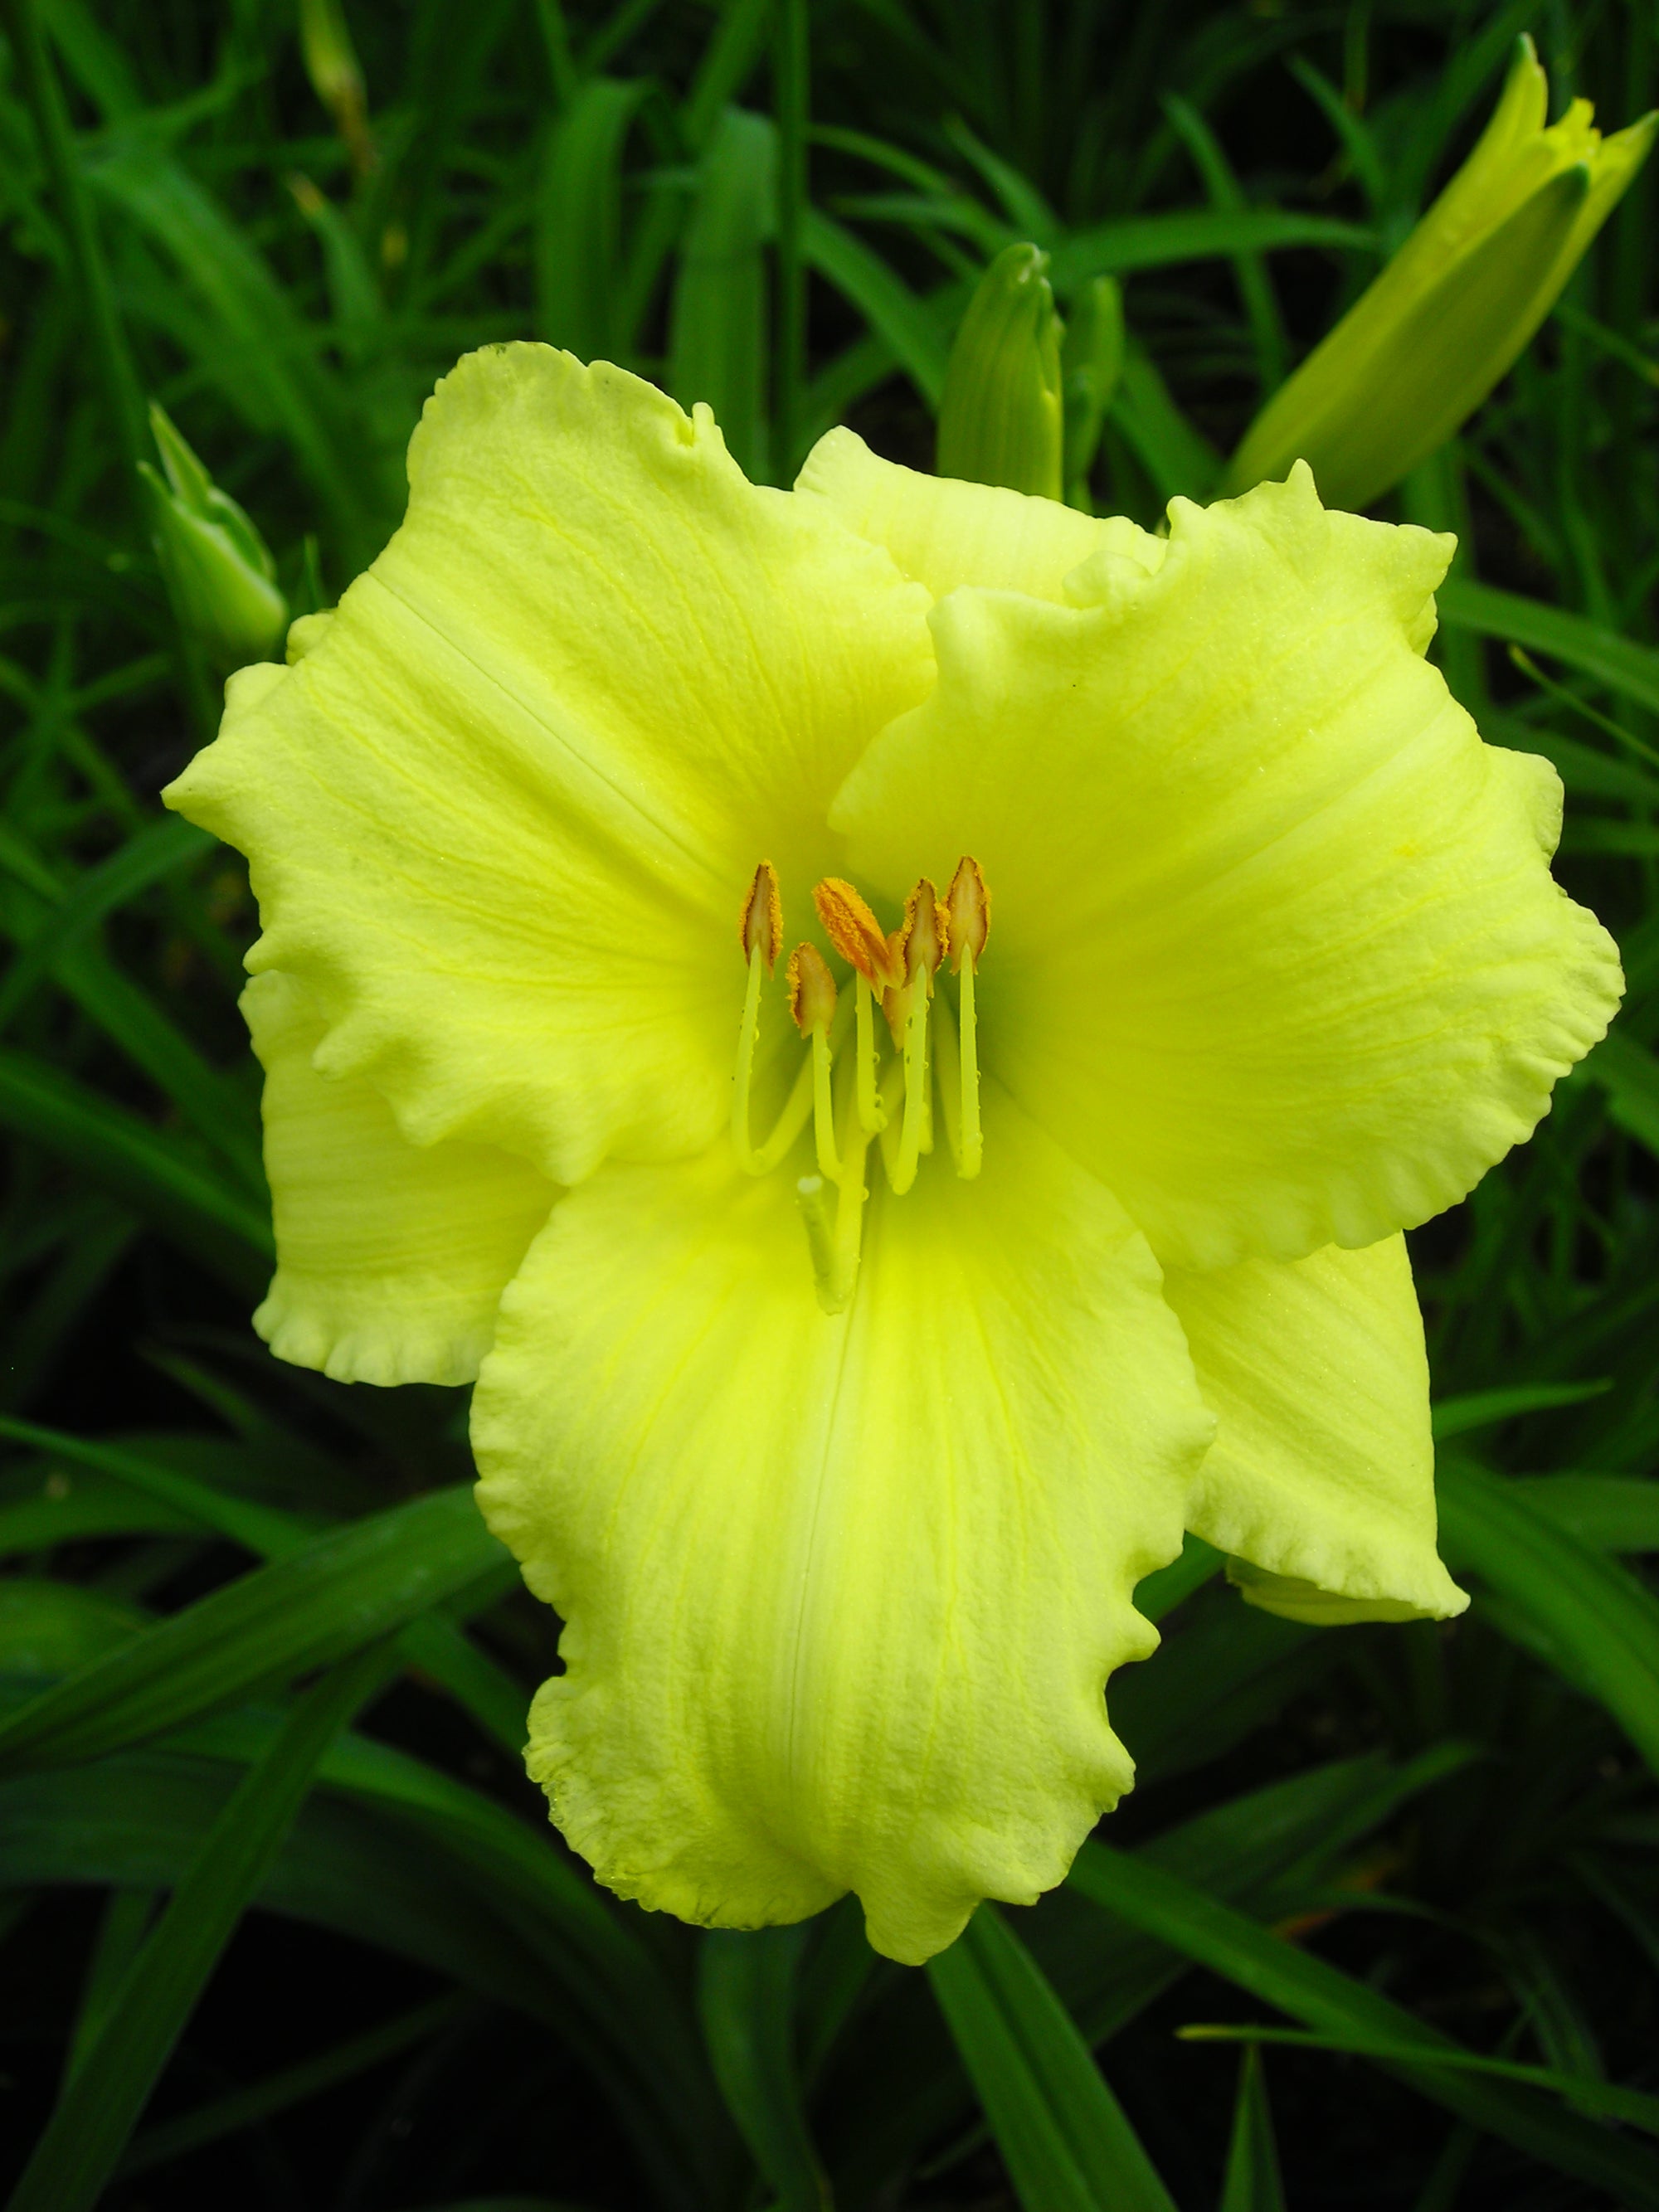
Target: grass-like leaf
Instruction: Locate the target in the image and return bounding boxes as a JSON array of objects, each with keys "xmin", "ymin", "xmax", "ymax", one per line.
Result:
[
  {"xmin": 698, "ymin": 1927, "xmax": 830, "ymax": 2211},
  {"xmin": 1068, "ymin": 1843, "xmax": 1659, "ymax": 2208},
  {"xmin": 1582, "ymin": 1028, "xmax": 1659, "ymax": 1158},
  {"xmin": 1437, "ymin": 576, "xmax": 1659, "ymax": 715},
  {"xmin": 1180, "ymin": 2024, "xmax": 1659, "ymax": 2137},
  {"xmin": 669, "ymin": 107, "xmax": 776, "ymax": 481},
  {"xmin": 1518, "ymin": 1474, "xmax": 1659, "ymax": 1552},
  {"xmin": 6, "ymin": 1641, "xmax": 395, "ymax": 2212},
  {"xmin": 1438, "ymin": 1456, "xmax": 1659, "ymax": 1777},
  {"xmin": 927, "ymin": 1905, "xmax": 1178, "ymax": 2212},
  {"xmin": 0, "ymin": 1046, "xmax": 270, "ymax": 1292},
  {"xmin": 0, "ymin": 1483, "xmax": 509, "ymax": 1773},
  {"xmin": 0, "ymin": 1413, "xmax": 530, "ymax": 1750},
  {"xmin": 1217, "ymin": 2046, "xmax": 1287, "ymax": 2212}
]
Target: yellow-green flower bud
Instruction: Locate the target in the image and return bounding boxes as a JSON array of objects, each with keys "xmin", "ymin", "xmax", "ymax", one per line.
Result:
[
  {"xmin": 140, "ymin": 403, "xmax": 286, "ymax": 671},
  {"xmin": 1225, "ymin": 36, "xmax": 1657, "ymax": 510},
  {"xmin": 936, "ymin": 243, "xmax": 1065, "ymax": 502},
  {"xmin": 298, "ymin": 0, "xmax": 374, "ymax": 175},
  {"xmin": 1060, "ymin": 274, "xmax": 1124, "ymax": 510}
]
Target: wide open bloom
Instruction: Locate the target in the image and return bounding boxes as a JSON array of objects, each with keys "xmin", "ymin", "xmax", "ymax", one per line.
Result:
[{"xmin": 165, "ymin": 345, "xmax": 1619, "ymax": 1964}]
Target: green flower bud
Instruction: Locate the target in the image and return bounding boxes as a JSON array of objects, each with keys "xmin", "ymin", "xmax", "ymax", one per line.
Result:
[
  {"xmin": 298, "ymin": 0, "xmax": 374, "ymax": 175},
  {"xmin": 1060, "ymin": 274, "xmax": 1124, "ymax": 510},
  {"xmin": 937, "ymin": 243, "xmax": 1065, "ymax": 502},
  {"xmin": 1225, "ymin": 36, "xmax": 1657, "ymax": 510},
  {"xmin": 140, "ymin": 403, "xmax": 286, "ymax": 671}
]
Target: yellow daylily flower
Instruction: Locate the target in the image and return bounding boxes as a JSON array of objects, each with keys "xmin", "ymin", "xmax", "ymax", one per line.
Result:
[{"xmin": 164, "ymin": 344, "xmax": 1620, "ymax": 1964}]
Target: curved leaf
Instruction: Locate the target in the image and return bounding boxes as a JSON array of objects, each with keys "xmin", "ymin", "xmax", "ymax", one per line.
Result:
[
  {"xmin": 928, "ymin": 1908, "xmax": 1176, "ymax": 2212},
  {"xmin": 1068, "ymin": 1844, "xmax": 1659, "ymax": 2208}
]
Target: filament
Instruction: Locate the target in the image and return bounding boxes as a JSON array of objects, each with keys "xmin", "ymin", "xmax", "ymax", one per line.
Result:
[
  {"xmin": 811, "ymin": 1027, "xmax": 841, "ymax": 1181},
  {"xmin": 956, "ymin": 946, "xmax": 982, "ymax": 1179},
  {"xmin": 932, "ymin": 991, "xmax": 961, "ymax": 1167},
  {"xmin": 854, "ymin": 973, "xmax": 887, "ymax": 1135},
  {"xmin": 798, "ymin": 1058, "xmax": 872, "ymax": 1314},
  {"xmin": 731, "ymin": 944, "xmax": 766, "ymax": 1172},
  {"xmin": 888, "ymin": 981, "xmax": 929, "ymax": 1196}
]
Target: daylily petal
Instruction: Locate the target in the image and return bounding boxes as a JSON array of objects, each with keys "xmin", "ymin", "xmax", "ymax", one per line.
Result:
[
  {"xmin": 1163, "ymin": 1235, "xmax": 1467, "ymax": 1623},
  {"xmin": 472, "ymin": 1082, "xmax": 1212, "ymax": 1964},
  {"xmin": 797, "ymin": 426, "xmax": 1164, "ymax": 602},
  {"xmin": 167, "ymin": 347, "xmax": 933, "ymax": 1184},
  {"xmin": 245, "ymin": 970, "xmax": 556, "ymax": 1385},
  {"xmin": 834, "ymin": 465, "xmax": 1621, "ymax": 1268}
]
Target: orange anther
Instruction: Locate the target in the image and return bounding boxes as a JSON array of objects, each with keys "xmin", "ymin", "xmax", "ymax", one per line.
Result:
[
  {"xmin": 900, "ymin": 878, "xmax": 948, "ymax": 988},
  {"xmin": 813, "ymin": 878, "xmax": 903, "ymax": 990},
  {"xmin": 786, "ymin": 942, "xmax": 837, "ymax": 1036},
  {"xmin": 740, "ymin": 859, "xmax": 782, "ymax": 971},
  {"xmin": 946, "ymin": 856, "xmax": 990, "ymax": 972}
]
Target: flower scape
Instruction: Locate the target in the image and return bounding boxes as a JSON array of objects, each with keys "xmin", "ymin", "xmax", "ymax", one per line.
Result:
[{"xmin": 164, "ymin": 343, "xmax": 1620, "ymax": 1966}]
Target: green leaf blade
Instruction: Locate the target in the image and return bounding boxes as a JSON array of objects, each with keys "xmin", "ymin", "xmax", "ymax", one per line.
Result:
[
  {"xmin": 927, "ymin": 1906, "xmax": 1178, "ymax": 2212},
  {"xmin": 7, "ymin": 1642, "xmax": 393, "ymax": 2212}
]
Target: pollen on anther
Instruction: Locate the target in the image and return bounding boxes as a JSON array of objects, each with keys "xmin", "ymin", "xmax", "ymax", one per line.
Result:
[
  {"xmin": 740, "ymin": 860, "xmax": 783, "ymax": 971},
  {"xmin": 900, "ymin": 878, "xmax": 949, "ymax": 989},
  {"xmin": 787, "ymin": 943, "xmax": 837, "ymax": 1035},
  {"xmin": 813, "ymin": 878, "xmax": 903, "ymax": 990},
  {"xmin": 946, "ymin": 857, "xmax": 990, "ymax": 972}
]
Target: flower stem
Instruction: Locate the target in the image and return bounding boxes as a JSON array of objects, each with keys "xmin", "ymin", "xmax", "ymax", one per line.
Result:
[{"xmin": 771, "ymin": 0, "xmax": 809, "ymax": 485}]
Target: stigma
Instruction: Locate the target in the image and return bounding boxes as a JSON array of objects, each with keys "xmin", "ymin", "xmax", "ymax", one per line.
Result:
[{"xmin": 731, "ymin": 857, "xmax": 990, "ymax": 1313}]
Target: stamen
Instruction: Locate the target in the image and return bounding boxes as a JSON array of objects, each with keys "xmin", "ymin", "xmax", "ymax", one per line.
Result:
[
  {"xmin": 955, "ymin": 946, "xmax": 983, "ymax": 1179},
  {"xmin": 741, "ymin": 859, "xmax": 783, "ymax": 970},
  {"xmin": 946, "ymin": 856, "xmax": 990, "ymax": 973},
  {"xmin": 902, "ymin": 878, "xmax": 949, "ymax": 993},
  {"xmin": 731, "ymin": 933, "xmax": 768, "ymax": 1173},
  {"xmin": 932, "ymin": 990, "xmax": 962, "ymax": 1165},
  {"xmin": 875, "ymin": 1051, "xmax": 902, "ymax": 1184},
  {"xmin": 886, "ymin": 878, "xmax": 947, "ymax": 1196},
  {"xmin": 771, "ymin": 860, "xmax": 990, "ymax": 1286},
  {"xmin": 812, "ymin": 878, "xmax": 903, "ymax": 991},
  {"xmin": 814, "ymin": 877, "xmax": 902, "ymax": 1137},
  {"xmin": 946, "ymin": 858, "xmax": 987, "ymax": 1179},
  {"xmin": 883, "ymin": 979, "xmax": 925, "ymax": 1195},
  {"xmin": 732, "ymin": 860, "xmax": 800, "ymax": 1175},
  {"xmin": 788, "ymin": 942, "xmax": 841, "ymax": 1183},
  {"xmin": 788, "ymin": 940, "xmax": 838, "ymax": 1036},
  {"xmin": 745, "ymin": 970, "xmax": 854, "ymax": 1177},
  {"xmin": 748, "ymin": 1054, "xmax": 814, "ymax": 1174},
  {"xmin": 796, "ymin": 1057, "xmax": 873, "ymax": 1314},
  {"xmin": 854, "ymin": 974, "xmax": 887, "ymax": 1135}
]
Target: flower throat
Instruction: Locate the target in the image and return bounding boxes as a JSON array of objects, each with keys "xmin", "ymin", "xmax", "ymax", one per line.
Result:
[{"xmin": 732, "ymin": 856, "xmax": 990, "ymax": 1315}]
